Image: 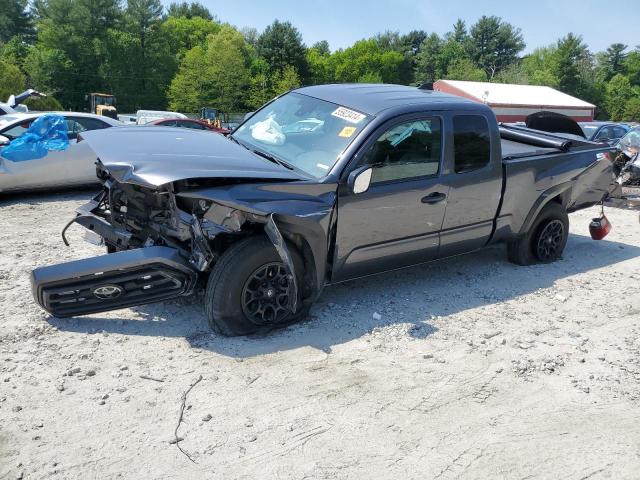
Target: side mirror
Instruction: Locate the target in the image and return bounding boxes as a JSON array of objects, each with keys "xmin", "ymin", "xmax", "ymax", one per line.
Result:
[
  {"xmin": 0, "ymin": 135, "xmax": 10, "ymax": 147},
  {"xmin": 348, "ymin": 166, "xmax": 372, "ymax": 194}
]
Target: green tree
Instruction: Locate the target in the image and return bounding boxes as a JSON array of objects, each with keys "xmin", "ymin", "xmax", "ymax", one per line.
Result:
[
  {"xmin": 169, "ymin": 26, "xmax": 253, "ymax": 113},
  {"xmin": 0, "ymin": 59, "xmax": 25, "ymax": 100},
  {"xmin": 623, "ymin": 97, "xmax": 640, "ymax": 122},
  {"xmin": 450, "ymin": 19, "xmax": 467, "ymax": 43},
  {"xmin": 161, "ymin": 15, "xmax": 220, "ymax": 59},
  {"xmin": 623, "ymin": 49, "xmax": 640, "ymax": 85},
  {"xmin": 0, "ymin": 35, "xmax": 32, "ymax": 74},
  {"xmin": 24, "ymin": 95, "xmax": 63, "ymax": 110},
  {"xmin": 596, "ymin": 43, "xmax": 627, "ymax": 82},
  {"xmin": 22, "ymin": 46, "xmax": 71, "ymax": 99},
  {"xmin": 30, "ymin": 0, "xmax": 122, "ymax": 109},
  {"xmin": 0, "ymin": 0, "xmax": 33, "ymax": 43},
  {"xmin": 306, "ymin": 43, "xmax": 333, "ymax": 85},
  {"xmin": 415, "ymin": 33, "xmax": 442, "ymax": 83},
  {"xmin": 272, "ymin": 65, "xmax": 301, "ymax": 95},
  {"xmin": 256, "ymin": 20, "xmax": 308, "ymax": 80},
  {"xmin": 520, "ymin": 47, "xmax": 559, "ymax": 87},
  {"xmin": 108, "ymin": 0, "xmax": 176, "ymax": 110},
  {"xmin": 246, "ymin": 72, "xmax": 272, "ymax": 110},
  {"xmin": 241, "ymin": 27, "xmax": 259, "ymax": 48},
  {"xmin": 605, "ymin": 74, "xmax": 634, "ymax": 120},
  {"xmin": 311, "ymin": 40, "xmax": 330, "ymax": 56},
  {"xmin": 445, "ymin": 58, "xmax": 487, "ymax": 81},
  {"xmin": 492, "ymin": 62, "xmax": 530, "ymax": 84},
  {"xmin": 467, "ymin": 16, "xmax": 525, "ymax": 79},
  {"xmin": 166, "ymin": 1, "xmax": 213, "ymax": 20},
  {"xmin": 552, "ymin": 33, "xmax": 592, "ymax": 98},
  {"xmin": 330, "ymin": 39, "xmax": 405, "ymax": 84}
]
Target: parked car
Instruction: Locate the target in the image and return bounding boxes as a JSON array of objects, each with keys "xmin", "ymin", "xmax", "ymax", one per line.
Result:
[
  {"xmin": 151, "ymin": 117, "xmax": 230, "ymax": 134},
  {"xmin": 0, "ymin": 112, "xmax": 122, "ymax": 193},
  {"xmin": 579, "ymin": 121, "xmax": 630, "ymax": 145},
  {"xmin": 31, "ymin": 84, "xmax": 618, "ymax": 336},
  {"xmin": 117, "ymin": 114, "xmax": 137, "ymax": 124},
  {"xmin": 136, "ymin": 110, "xmax": 187, "ymax": 125},
  {"xmin": 613, "ymin": 126, "xmax": 640, "ymax": 189}
]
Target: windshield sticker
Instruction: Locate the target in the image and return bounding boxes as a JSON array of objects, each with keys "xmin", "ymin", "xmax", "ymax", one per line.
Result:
[
  {"xmin": 316, "ymin": 163, "xmax": 330, "ymax": 170},
  {"xmin": 331, "ymin": 107, "xmax": 366, "ymax": 124},
  {"xmin": 338, "ymin": 126, "xmax": 357, "ymax": 138}
]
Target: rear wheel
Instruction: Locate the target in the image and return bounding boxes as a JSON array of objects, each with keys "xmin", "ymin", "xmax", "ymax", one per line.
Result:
[
  {"xmin": 507, "ymin": 202, "xmax": 569, "ymax": 266},
  {"xmin": 204, "ymin": 235, "xmax": 310, "ymax": 336}
]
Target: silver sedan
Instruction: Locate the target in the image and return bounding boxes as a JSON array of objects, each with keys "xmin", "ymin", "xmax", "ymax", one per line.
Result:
[{"xmin": 0, "ymin": 112, "xmax": 122, "ymax": 193}]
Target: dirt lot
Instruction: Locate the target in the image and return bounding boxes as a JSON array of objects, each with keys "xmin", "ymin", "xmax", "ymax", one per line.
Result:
[{"xmin": 1, "ymin": 190, "xmax": 639, "ymax": 480}]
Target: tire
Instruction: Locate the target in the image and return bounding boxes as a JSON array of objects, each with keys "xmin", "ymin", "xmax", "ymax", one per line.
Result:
[
  {"xmin": 507, "ymin": 202, "xmax": 569, "ymax": 266},
  {"xmin": 204, "ymin": 235, "xmax": 310, "ymax": 336}
]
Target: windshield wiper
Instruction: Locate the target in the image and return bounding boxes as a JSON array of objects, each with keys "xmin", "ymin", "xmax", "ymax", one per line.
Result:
[
  {"xmin": 228, "ymin": 135, "xmax": 245, "ymax": 148},
  {"xmin": 251, "ymin": 149, "xmax": 294, "ymax": 170},
  {"xmin": 228, "ymin": 135, "xmax": 295, "ymax": 171}
]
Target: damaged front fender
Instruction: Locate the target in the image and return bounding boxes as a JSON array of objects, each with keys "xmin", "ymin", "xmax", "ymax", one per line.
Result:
[
  {"xmin": 264, "ymin": 214, "xmax": 298, "ymax": 313},
  {"xmin": 177, "ymin": 181, "xmax": 338, "ymax": 293}
]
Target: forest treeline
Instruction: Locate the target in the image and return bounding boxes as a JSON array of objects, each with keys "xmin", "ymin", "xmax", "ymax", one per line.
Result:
[{"xmin": 1, "ymin": 0, "xmax": 639, "ymax": 119}]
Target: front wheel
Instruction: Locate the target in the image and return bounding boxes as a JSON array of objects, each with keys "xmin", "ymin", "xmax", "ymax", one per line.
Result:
[
  {"xmin": 507, "ymin": 202, "xmax": 569, "ymax": 266},
  {"xmin": 204, "ymin": 236, "xmax": 310, "ymax": 336}
]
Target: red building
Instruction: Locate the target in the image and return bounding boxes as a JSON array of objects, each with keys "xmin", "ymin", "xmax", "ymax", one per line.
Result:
[{"xmin": 434, "ymin": 80, "xmax": 595, "ymax": 122}]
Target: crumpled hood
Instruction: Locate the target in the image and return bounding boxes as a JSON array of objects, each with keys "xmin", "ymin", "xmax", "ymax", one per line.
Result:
[{"xmin": 79, "ymin": 126, "xmax": 301, "ymax": 188}]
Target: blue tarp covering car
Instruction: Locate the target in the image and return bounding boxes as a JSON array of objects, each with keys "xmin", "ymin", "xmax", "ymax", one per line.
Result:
[{"xmin": 0, "ymin": 114, "xmax": 69, "ymax": 162}]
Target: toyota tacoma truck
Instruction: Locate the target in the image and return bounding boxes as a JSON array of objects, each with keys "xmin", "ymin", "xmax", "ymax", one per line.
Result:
[{"xmin": 31, "ymin": 84, "xmax": 618, "ymax": 336}]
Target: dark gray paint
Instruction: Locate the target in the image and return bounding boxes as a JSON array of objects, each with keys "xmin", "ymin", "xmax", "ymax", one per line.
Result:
[
  {"xmin": 78, "ymin": 126, "xmax": 301, "ymax": 187},
  {"xmin": 32, "ymin": 84, "xmax": 619, "ymax": 318}
]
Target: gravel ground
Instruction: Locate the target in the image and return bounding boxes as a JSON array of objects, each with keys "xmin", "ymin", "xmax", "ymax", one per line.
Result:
[{"xmin": 1, "ymin": 190, "xmax": 639, "ymax": 480}]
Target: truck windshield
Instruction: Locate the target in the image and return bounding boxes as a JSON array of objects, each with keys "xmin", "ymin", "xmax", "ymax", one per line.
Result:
[{"xmin": 232, "ymin": 92, "xmax": 371, "ymax": 178}]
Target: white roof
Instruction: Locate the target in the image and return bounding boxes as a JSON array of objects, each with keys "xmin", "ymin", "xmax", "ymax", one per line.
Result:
[
  {"xmin": 0, "ymin": 111, "xmax": 123, "ymax": 130},
  {"xmin": 437, "ymin": 80, "xmax": 595, "ymax": 109}
]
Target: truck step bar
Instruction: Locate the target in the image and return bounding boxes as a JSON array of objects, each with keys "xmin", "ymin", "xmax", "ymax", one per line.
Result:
[{"xmin": 31, "ymin": 247, "xmax": 198, "ymax": 318}]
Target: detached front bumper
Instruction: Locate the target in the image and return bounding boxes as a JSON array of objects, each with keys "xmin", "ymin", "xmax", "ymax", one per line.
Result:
[{"xmin": 31, "ymin": 246, "xmax": 198, "ymax": 317}]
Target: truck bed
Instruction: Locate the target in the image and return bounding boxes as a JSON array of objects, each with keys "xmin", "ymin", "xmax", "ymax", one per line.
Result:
[
  {"xmin": 501, "ymin": 139, "xmax": 557, "ymax": 160},
  {"xmin": 493, "ymin": 125, "xmax": 616, "ymax": 242},
  {"xmin": 500, "ymin": 124, "xmax": 598, "ymax": 161}
]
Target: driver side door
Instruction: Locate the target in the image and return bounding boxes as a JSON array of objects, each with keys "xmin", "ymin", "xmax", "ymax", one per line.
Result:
[{"xmin": 332, "ymin": 114, "xmax": 449, "ymax": 282}]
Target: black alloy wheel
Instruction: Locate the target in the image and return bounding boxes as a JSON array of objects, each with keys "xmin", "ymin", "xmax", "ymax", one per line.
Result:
[
  {"xmin": 241, "ymin": 262, "xmax": 292, "ymax": 325},
  {"xmin": 535, "ymin": 219, "xmax": 565, "ymax": 261}
]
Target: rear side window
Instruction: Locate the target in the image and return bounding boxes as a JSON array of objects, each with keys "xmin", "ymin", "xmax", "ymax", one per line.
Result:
[
  {"xmin": 181, "ymin": 121, "xmax": 207, "ymax": 130},
  {"xmin": 453, "ymin": 115, "xmax": 491, "ymax": 173},
  {"xmin": 75, "ymin": 117, "xmax": 111, "ymax": 131},
  {"xmin": 613, "ymin": 126, "xmax": 628, "ymax": 138}
]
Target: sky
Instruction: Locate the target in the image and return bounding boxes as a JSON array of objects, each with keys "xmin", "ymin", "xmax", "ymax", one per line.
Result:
[{"xmin": 162, "ymin": 0, "xmax": 640, "ymax": 54}]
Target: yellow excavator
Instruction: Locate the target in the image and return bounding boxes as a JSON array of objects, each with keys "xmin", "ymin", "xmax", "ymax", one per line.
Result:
[{"xmin": 87, "ymin": 93, "xmax": 117, "ymax": 119}]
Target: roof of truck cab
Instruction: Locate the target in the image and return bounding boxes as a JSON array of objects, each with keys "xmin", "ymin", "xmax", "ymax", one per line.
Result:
[{"xmin": 294, "ymin": 83, "xmax": 483, "ymax": 116}]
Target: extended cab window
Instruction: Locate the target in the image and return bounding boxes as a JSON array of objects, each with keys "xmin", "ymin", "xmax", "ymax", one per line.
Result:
[
  {"xmin": 453, "ymin": 115, "xmax": 490, "ymax": 173},
  {"xmin": 361, "ymin": 118, "xmax": 442, "ymax": 184}
]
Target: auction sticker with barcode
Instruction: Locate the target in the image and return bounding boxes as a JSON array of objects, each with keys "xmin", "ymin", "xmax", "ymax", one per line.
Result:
[{"xmin": 331, "ymin": 107, "xmax": 366, "ymax": 124}]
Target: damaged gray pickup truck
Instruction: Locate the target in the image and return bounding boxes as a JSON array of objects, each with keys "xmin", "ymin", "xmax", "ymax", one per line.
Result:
[{"xmin": 31, "ymin": 84, "xmax": 618, "ymax": 335}]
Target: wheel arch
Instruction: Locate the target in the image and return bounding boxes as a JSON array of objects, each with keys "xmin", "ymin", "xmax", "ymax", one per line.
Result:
[{"xmin": 519, "ymin": 182, "xmax": 572, "ymax": 235}]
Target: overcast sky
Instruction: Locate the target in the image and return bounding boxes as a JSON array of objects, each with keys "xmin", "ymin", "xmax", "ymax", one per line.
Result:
[{"xmin": 161, "ymin": 0, "xmax": 639, "ymax": 54}]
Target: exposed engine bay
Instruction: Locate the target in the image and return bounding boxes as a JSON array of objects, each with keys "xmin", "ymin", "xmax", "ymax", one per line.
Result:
[{"xmin": 64, "ymin": 165, "xmax": 274, "ymax": 273}]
